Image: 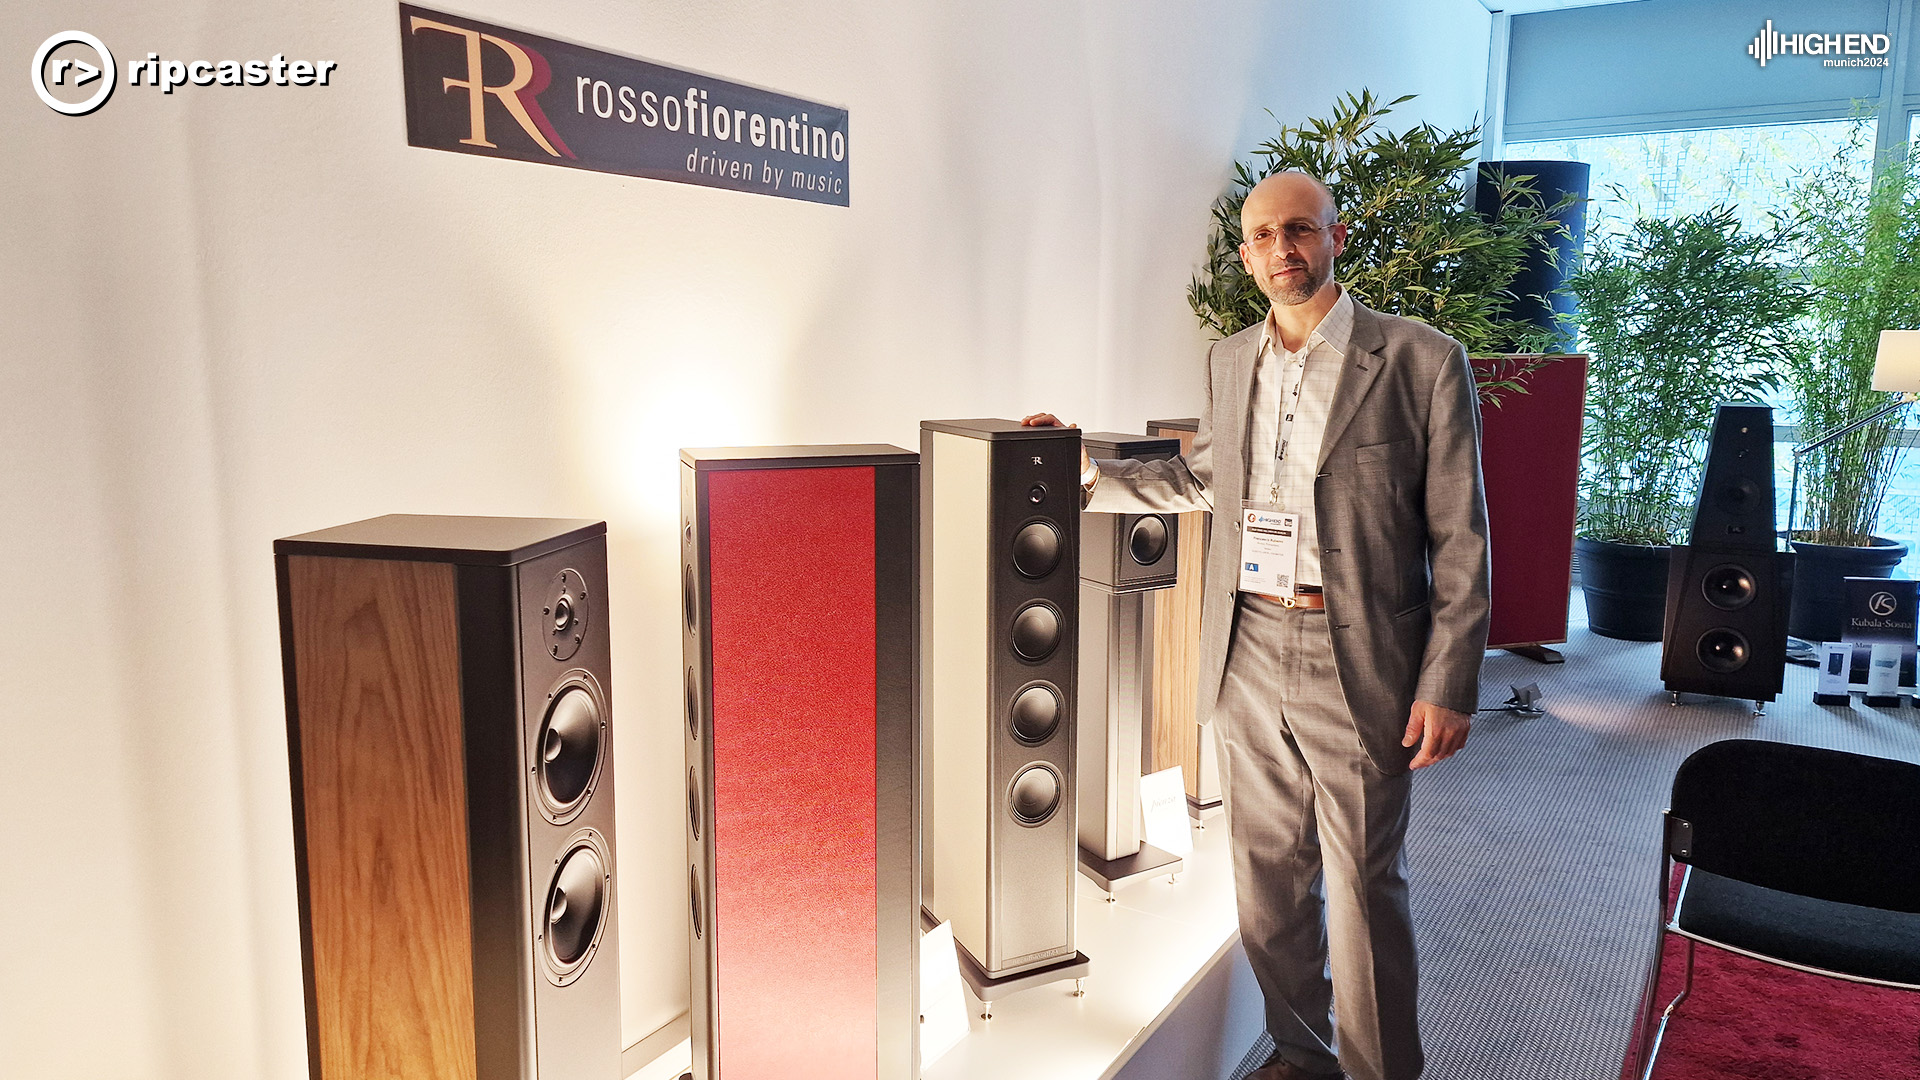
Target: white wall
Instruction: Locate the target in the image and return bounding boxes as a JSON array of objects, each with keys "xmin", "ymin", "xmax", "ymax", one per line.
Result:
[{"xmin": 0, "ymin": 1, "xmax": 1489, "ymax": 1076}]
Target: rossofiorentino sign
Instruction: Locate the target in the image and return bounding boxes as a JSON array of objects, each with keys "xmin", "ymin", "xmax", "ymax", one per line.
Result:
[{"xmin": 398, "ymin": 5, "xmax": 849, "ymax": 205}]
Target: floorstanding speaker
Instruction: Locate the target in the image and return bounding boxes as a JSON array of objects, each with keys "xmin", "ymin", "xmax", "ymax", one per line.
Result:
[
  {"xmin": 275, "ymin": 515, "xmax": 619, "ymax": 1080},
  {"xmin": 1661, "ymin": 404, "xmax": 1792, "ymax": 702},
  {"xmin": 921, "ymin": 419, "xmax": 1088, "ymax": 986},
  {"xmin": 1143, "ymin": 418, "xmax": 1222, "ymax": 816},
  {"xmin": 1076, "ymin": 432, "xmax": 1182, "ymax": 890},
  {"xmin": 680, "ymin": 446, "xmax": 919, "ymax": 1080}
]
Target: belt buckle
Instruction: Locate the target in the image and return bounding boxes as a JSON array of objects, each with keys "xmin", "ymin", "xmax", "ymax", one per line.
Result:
[{"xmin": 1280, "ymin": 594, "xmax": 1299, "ymax": 608}]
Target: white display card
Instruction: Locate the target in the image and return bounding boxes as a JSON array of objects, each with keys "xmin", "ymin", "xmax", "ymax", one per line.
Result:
[
  {"xmin": 918, "ymin": 921, "xmax": 970, "ymax": 1066},
  {"xmin": 1139, "ymin": 766, "xmax": 1193, "ymax": 857},
  {"xmin": 1237, "ymin": 506, "xmax": 1299, "ymax": 597}
]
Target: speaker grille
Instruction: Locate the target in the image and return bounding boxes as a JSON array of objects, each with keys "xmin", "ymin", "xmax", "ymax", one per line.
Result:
[
  {"xmin": 1697, "ymin": 628, "xmax": 1752, "ymax": 673},
  {"xmin": 1010, "ymin": 682, "xmax": 1062, "ymax": 745},
  {"xmin": 540, "ymin": 831, "xmax": 611, "ymax": 985},
  {"xmin": 535, "ymin": 673, "xmax": 606, "ymax": 825}
]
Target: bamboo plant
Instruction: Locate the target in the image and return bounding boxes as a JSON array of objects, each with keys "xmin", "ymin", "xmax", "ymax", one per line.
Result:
[
  {"xmin": 1568, "ymin": 204, "xmax": 1809, "ymax": 545},
  {"xmin": 1186, "ymin": 89, "xmax": 1572, "ymax": 402}
]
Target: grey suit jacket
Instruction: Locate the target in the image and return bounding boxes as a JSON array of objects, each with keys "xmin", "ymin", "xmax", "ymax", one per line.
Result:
[{"xmin": 1088, "ymin": 299, "xmax": 1491, "ymax": 771}]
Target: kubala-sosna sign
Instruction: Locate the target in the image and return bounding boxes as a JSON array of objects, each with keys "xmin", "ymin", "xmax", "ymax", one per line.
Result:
[{"xmin": 398, "ymin": 5, "xmax": 849, "ymax": 205}]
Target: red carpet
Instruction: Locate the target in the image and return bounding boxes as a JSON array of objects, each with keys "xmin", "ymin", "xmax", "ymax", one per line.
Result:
[{"xmin": 1620, "ymin": 871, "xmax": 1920, "ymax": 1079}]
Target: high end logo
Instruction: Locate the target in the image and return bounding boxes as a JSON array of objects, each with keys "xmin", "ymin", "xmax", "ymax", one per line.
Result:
[{"xmin": 1748, "ymin": 19, "xmax": 1891, "ymax": 67}]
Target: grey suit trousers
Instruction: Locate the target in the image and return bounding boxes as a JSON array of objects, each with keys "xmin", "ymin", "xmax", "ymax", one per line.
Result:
[{"xmin": 1217, "ymin": 595, "xmax": 1420, "ymax": 1080}]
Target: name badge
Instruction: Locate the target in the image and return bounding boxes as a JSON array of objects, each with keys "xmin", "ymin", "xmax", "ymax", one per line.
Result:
[{"xmin": 1237, "ymin": 504, "xmax": 1299, "ymax": 597}]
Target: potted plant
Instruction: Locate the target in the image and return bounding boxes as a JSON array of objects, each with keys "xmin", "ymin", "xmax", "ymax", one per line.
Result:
[
  {"xmin": 1779, "ymin": 144, "xmax": 1920, "ymax": 642},
  {"xmin": 1567, "ymin": 204, "xmax": 1808, "ymax": 639},
  {"xmin": 1187, "ymin": 89, "xmax": 1568, "ymax": 358}
]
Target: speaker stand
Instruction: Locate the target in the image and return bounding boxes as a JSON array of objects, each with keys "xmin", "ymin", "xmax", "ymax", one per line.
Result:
[
  {"xmin": 1503, "ymin": 644, "xmax": 1565, "ymax": 664},
  {"xmin": 1668, "ymin": 690, "xmax": 1768, "ymax": 716},
  {"xmin": 1077, "ymin": 843, "xmax": 1182, "ymax": 898}
]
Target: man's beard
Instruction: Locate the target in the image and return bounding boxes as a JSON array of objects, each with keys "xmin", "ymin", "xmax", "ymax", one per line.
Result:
[{"xmin": 1267, "ymin": 258, "xmax": 1329, "ymax": 306}]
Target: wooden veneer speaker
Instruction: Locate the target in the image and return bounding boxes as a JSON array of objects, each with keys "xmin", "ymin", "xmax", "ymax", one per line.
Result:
[
  {"xmin": 680, "ymin": 446, "xmax": 919, "ymax": 1080},
  {"xmin": 1143, "ymin": 418, "xmax": 1222, "ymax": 814},
  {"xmin": 275, "ymin": 515, "xmax": 619, "ymax": 1080},
  {"xmin": 920, "ymin": 419, "xmax": 1084, "ymax": 984}
]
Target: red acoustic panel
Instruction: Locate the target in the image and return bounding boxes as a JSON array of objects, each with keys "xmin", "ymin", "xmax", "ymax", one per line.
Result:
[
  {"xmin": 1475, "ymin": 355, "xmax": 1588, "ymax": 649},
  {"xmin": 705, "ymin": 466, "xmax": 877, "ymax": 1080}
]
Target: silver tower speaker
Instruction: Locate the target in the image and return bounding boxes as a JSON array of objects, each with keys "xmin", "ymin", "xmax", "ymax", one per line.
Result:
[
  {"xmin": 1075, "ymin": 433, "xmax": 1184, "ymax": 892},
  {"xmin": 920, "ymin": 419, "xmax": 1089, "ymax": 999}
]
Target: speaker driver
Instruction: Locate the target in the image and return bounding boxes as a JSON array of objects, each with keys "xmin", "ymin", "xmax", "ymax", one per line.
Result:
[
  {"xmin": 689, "ymin": 865, "xmax": 703, "ymax": 940},
  {"xmin": 1008, "ymin": 764, "xmax": 1062, "ymax": 826},
  {"xmin": 544, "ymin": 568, "xmax": 591, "ymax": 661},
  {"xmin": 1714, "ymin": 477, "xmax": 1760, "ymax": 513},
  {"xmin": 536, "ymin": 673, "xmax": 606, "ymax": 824},
  {"xmin": 1697, "ymin": 628, "xmax": 1752, "ymax": 673},
  {"xmin": 1701, "ymin": 564, "xmax": 1757, "ymax": 611},
  {"xmin": 540, "ymin": 831, "xmax": 611, "ymax": 984},
  {"xmin": 1009, "ymin": 682, "xmax": 1062, "ymax": 745},
  {"xmin": 1129, "ymin": 515, "xmax": 1169, "ymax": 566},
  {"xmin": 1011, "ymin": 601, "xmax": 1062, "ymax": 661},
  {"xmin": 684, "ymin": 666, "xmax": 700, "ymax": 740},
  {"xmin": 683, "ymin": 564, "xmax": 697, "ymax": 632},
  {"xmin": 687, "ymin": 766, "xmax": 701, "ymax": 840},
  {"xmin": 1012, "ymin": 521, "xmax": 1063, "ymax": 578}
]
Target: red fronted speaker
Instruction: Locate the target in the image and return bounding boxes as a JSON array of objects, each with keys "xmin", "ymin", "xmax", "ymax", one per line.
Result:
[
  {"xmin": 680, "ymin": 446, "xmax": 919, "ymax": 1080},
  {"xmin": 920, "ymin": 419, "xmax": 1086, "ymax": 985},
  {"xmin": 275, "ymin": 515, "xmax": 619, "ymax": 1080}
]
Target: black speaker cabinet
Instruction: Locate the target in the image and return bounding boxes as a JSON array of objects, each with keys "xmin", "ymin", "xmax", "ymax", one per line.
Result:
[
  {"xmin": 1661, "ymin": 404, "xmax": 1791, "ymax": 702},
  {"xmin": 680, "ymin": 446, "xmax": 919, "ymax": 1080},
  {"xmin": 920, "ymin": 419, "xmax": 1084, "ymax": 981},
  {"xmin": 1079, "ymin": 433, "xmax": 1180, "ymax": 592},
  {"xmin": 1661, "ymin": 546, "xmax": 1794, "ymax": 702},
  {"xmin": 275, "ymin": 515, "xmax": 619, "ymax": 1080}
]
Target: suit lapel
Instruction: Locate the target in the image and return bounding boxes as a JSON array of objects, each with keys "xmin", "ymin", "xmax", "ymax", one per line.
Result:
[
  {"xmin": 1227, "ymin": 324, "xmax": 1259, "ymax": 498},
  {"xmin": 1317, "ymin": 301, "xmax": 1388, "ymax": 470}
]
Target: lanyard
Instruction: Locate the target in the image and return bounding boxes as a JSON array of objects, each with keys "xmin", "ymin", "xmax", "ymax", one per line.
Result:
[{"xmin": 1270, "ymin": 342, "xmax": 1311, "ymax": 504}]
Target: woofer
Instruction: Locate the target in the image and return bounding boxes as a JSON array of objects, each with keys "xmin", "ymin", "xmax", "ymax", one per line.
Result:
[
  {"xmin": 1012, "ymin": 520, "xmax": 1063, "ymax": 578},
  {"xmin": 1701, "ymin": 564, "xmax": 1756, "ymax": 611},
  {"xmin": 541, "ymin": 831, "xmax": 611, "ymax": 985},
  {"xmin": 1011, "ymin": 601, "xmax": 1062, "ymax": 661},
  {"xmin": 1129, "ymin": 515, "xmax": 1169, "ymax": 566},
  {"xmin": 689, "ymin": 865, "xmax": 703, "ymax": 940},
  {"xmin": 687, "ymin": 766, "xmax": 701, "ymax": 840},
  {"xmin": 684, "ymin": 665, "xmax": 700, "ymax": 740},
  {"xmin": 536, "ymin": 673, "xmax": 606, "ymax": 824},
  {"xmin": 1010, "ymin": 682, "xmax": 1062, "ymax": 745},
  {"xmin": 683, "ymin": 564, "xmax": 697, "ymax": 631},
  {"xmin": 1697, "ymin": 629, "xmax": 1751, "ymax": 674},
  {"xmin": 1008, "ymin": 764, "xmax": 1062, "ymax": 826}
]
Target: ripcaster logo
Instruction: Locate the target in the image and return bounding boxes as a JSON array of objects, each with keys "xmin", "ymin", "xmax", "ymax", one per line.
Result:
[{"xmin": 408, "ymin": 15, "xmax": 574, "ymax": 158}]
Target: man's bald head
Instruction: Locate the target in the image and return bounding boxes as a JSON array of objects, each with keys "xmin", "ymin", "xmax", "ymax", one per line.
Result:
[{"xmin": 1241, "ymin": 171, "xmax": 1338, "ymax": 234}]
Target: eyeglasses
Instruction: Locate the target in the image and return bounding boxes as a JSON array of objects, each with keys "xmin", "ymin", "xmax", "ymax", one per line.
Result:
[{"xmin": 1242, "ymin": 221, "xmax": 1337, "ymax": 256}]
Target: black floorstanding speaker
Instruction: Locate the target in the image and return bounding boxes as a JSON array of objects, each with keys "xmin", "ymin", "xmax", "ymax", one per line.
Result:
[
  {"xmin": 275, "ymin": 515, "xmax": 619, "ymax": 1080},
  {"xmin": 920, "ymin": 419, "xmax": 1088, "ymax": 987},
  {"xmin": 1661, "ymin": 405, "xmax": 1794, "ymax": 703}
]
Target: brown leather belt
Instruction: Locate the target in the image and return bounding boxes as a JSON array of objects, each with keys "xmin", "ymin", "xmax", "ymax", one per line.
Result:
[{"xmin": 1251, "ymin": 585, "xmax": 1324, "ymax": 609}]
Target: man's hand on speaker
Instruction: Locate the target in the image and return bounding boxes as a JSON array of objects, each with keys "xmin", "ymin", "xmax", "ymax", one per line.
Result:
[
  {"xmin": 1021, "ymin": 413, "xmax": 1090, "ymax": 476},
  {"xmin": 1402, "ymin": 700, "xmax": 1471, "ymax": 769}
]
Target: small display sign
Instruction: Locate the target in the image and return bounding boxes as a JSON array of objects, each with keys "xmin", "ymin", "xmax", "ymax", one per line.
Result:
[
  {"xmin": 1837, "ymin": 577, "xmax": 1918, "ymax": 705},
  {"xmin": 399, "ymin": 5, "xmax": 850, "ymax": 204}
]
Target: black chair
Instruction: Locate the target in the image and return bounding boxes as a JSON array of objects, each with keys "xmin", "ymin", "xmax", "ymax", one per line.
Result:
[{"xmin": 1631, "ymin": 738, "xmax": 1920, "ymax": 1079}]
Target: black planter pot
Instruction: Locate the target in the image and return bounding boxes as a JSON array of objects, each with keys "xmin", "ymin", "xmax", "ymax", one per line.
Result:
[
  {"xmin": 1576, "ymin": 537, "xmax": 1672, "ymax": 641},
  {"xmin": 1786, "ymin": 535, "xmax": 1909, "ymax": 643}
]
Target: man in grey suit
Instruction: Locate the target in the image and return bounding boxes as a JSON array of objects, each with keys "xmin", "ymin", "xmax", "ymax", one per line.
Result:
[{"xmin": 1025, "ymin": 171, "xmax": 1489, "ymax": 1080}]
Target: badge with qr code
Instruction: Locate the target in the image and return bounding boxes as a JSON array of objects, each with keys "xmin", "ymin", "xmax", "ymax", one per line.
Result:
[{"xmin": 1238, "ymin": 505, "xmax": 1298, "ymax": 597}]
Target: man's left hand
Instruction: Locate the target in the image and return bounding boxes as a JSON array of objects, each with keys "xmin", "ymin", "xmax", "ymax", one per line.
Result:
[{"xmin": 1402, "ymin": 700, "xmax": 1471, "ymax": 769}]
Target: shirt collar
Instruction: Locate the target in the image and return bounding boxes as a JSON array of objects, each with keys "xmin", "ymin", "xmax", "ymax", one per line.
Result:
[{"xmin": 1258, "ymin": 285, "xmax": 1354, "ymax": 360}]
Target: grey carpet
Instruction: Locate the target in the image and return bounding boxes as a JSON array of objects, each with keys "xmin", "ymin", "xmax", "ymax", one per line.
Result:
[{"xmin": 1404, "ymin": 592, "xmax": 1920, "ymax": 1080}]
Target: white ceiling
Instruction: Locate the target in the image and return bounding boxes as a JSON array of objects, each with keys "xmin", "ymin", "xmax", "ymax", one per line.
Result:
[{"xmin": 1478, "ymin": 0, "xmax": 1647, "ymax": 13}]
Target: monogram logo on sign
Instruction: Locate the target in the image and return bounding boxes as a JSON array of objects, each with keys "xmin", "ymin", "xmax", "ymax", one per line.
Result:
[{"xmin": 1870, "ymin": 591, "xmax": 1898, "ymax": 616}]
